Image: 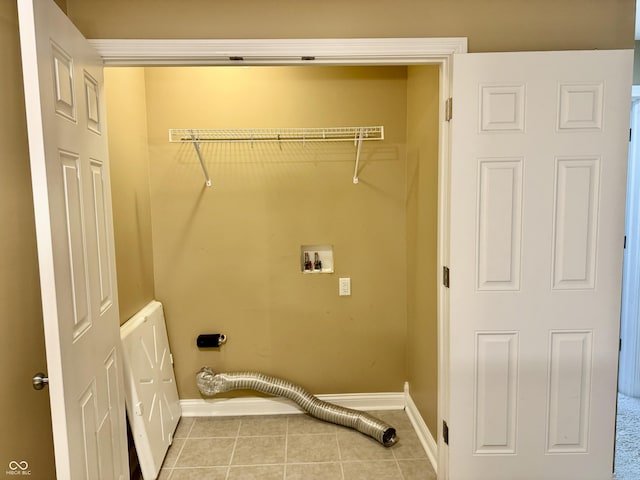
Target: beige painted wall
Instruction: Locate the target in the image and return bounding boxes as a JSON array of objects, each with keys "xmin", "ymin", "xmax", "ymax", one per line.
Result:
[
  {"xmin": 0, "ymin": 2, "xmax": 56, "ymax": 478},
  {"xmin": 406, "ymin": 66, "xmax": 440, "ymax": 437},
  {"xmin": 2, "ymin": 1, "xmax": 635, "ymax": 477},
  {"xmin": 65, "ymin": 0, "xmax": 634, "ymax": 53},
  {"xmin": 105, "ymin": 68, "xmax": 156, "ymax": 324},
  {"xmin": 141, "ymin": 66, "xmax": 409, "ymax": 397}
]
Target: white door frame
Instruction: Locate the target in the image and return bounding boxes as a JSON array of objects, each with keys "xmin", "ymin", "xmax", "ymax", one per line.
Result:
[
  {"xmin": 90, "ymin": 36, "xmax": 466, "ymax": 478},
  {"xmin": 619, "ymin": 85, "xmax": 640, "ymax": 396}
]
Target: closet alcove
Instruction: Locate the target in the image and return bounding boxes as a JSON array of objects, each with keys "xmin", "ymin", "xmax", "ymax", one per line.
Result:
[{"xmin": 105, "ymin": 64, "xmax": 440, "ymax": 439}]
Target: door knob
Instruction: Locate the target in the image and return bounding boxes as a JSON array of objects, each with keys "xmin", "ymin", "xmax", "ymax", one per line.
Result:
[{"xmin": 32, "ymin": 372, "xmax": 49, "ymax": 390}]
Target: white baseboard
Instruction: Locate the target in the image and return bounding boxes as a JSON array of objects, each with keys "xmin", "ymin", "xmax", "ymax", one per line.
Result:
[
  {"xmin": 180, "ymin": 391, "xmax": 405, "ymax": 417},
  {"xmin": 404, "ymin": 382, "xmax": 438, "ymax": 474}
]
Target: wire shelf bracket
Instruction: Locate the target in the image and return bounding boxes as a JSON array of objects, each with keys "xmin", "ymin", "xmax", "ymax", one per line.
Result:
[
  {"xmin": 169, "ymin": 126, "xmax": 384, "ymax": 187},
  {"xmin": 189, "ymin": 130, "xmax": 212, "ymax": 187}
]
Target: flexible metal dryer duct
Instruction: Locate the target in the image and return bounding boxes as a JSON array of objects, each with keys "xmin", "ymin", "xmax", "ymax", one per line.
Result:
[{"xmin": 196, "ymin": 367, "xmax": 398, "ymax": 447}]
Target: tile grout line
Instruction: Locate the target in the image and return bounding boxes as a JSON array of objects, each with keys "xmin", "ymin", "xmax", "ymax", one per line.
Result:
[
  {"xmin": 335, "ymin": 429, "xmax": 346, "ymax": 480},
  {"xmin": 283, "ymin": 416, "xmax": 289, "ymax": 480},
  {"xmin": 389, "ymin": 429, "xmax": 407, "ymax": 480},
  {"xmin": 162, "ymin": 418, "xmax": 196, "ymax": 478},
  {"xmin": 167, "ymin": 418, "xmax": 195, "ymax": 470},
  {"xmin": 224, "ymin": 418, "xmax": 242, "ymax": 480}
]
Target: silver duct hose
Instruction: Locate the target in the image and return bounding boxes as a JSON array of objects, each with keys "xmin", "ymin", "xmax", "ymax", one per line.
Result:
[{"xmin": 196, "ymin": 367, "xmax": 398, "ymax": 447}]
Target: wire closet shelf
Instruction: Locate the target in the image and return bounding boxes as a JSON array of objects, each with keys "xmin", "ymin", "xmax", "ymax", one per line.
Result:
[
  {"xmin": 169, "ymin": 126, "xmax": 384, "ymax": 187},
  {"xmin": 169, "ymin": 126, "xmax": 384, "ymax": 143}
]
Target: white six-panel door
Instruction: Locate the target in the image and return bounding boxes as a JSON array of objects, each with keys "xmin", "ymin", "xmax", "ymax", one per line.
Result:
[
  {"xmin": 17, "ymin": 0, "xmax": 128, "ymax": 478},
  {"xmin": 449, "ymin": 50, "xmax": 632, "ymax": 480}
]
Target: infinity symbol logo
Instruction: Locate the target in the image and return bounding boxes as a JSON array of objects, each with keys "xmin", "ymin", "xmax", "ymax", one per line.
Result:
[{"xmin": 8, "ymin": 461, "xmax": 29, "ymax": 471}]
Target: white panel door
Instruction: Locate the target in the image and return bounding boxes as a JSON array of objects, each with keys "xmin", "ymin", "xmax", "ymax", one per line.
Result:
[
  {"xmin": 17, "ymin": 0, "xmax": 128, "ymax": 478},
  {"xmin": 449, "ymin": 50, "xmax": 632, "ymax": 480}
]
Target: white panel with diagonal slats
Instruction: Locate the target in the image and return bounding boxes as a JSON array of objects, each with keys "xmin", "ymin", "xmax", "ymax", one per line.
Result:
[{"xmin": 121, "ymin": 301, "xmax": 181, "ymax": 480}]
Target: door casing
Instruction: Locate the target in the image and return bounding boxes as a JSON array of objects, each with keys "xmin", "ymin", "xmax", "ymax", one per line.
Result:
[{"xmin": 93, "ymin": 36, "xmax": 462, "ymax": 479}]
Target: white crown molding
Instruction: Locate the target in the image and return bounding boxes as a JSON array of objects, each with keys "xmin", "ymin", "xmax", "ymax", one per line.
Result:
[
  {"xmin": 180, "ymin": 391, "xmax": 405, "ymax": 417},
  {"xmin": 404, "ymin": 382, "xmax": 438, "ymax": 474},
  {"xmin": 88, "ymin": 37, "xmax": 467, "ymax": 66}
]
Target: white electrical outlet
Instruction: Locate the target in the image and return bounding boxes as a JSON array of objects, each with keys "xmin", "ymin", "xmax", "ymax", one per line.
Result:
[{"xmin": 339, "ymin": 277, "xmax": 351, "ymax": 296}]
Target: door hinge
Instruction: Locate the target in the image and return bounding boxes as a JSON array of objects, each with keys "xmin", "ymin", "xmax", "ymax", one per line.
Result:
[
  {"xmin": 443, "ymin": 420, "xmax": 449, "ymax": 445},
  {"xmin": 630, "ymin": 128, "xmax": 632, "ymax": 142},
  {"xmin": 624, "ymin": 235, "xmax": 627, "ymax": 249},
  {"xmin": 445, "ymin": 97, "xmax": 453, "ymax": 121},
  {"xmin": 170, "ymin": 353, "xmax": 174, "ymax": 365},
  {"xmin": 443, "ymin": 266, "xmax": 450, "ymax": 288},
  {"xmin": 620, "ymin": 338, "xmax": 622, "ymax": 352}
]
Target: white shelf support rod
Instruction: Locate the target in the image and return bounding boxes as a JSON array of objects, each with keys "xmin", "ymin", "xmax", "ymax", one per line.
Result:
[
  {"xmin": 353, "ymin": 127, "xmax": 364, "ymax": 184},
  {"xmin": 190, "ymin": 130, "xmax": 212, "ymax": 187}
]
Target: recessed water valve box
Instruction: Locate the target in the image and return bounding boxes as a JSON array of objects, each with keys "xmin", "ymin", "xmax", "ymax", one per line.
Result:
[{"xmin": 300, "ymin": 245, "xmax": 334, "ymax": 273}]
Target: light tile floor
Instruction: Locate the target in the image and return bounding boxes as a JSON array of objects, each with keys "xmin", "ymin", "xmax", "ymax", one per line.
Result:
[{"xmin": 159, "ymin": 410, "xmax": 436, "ymax": 480}]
